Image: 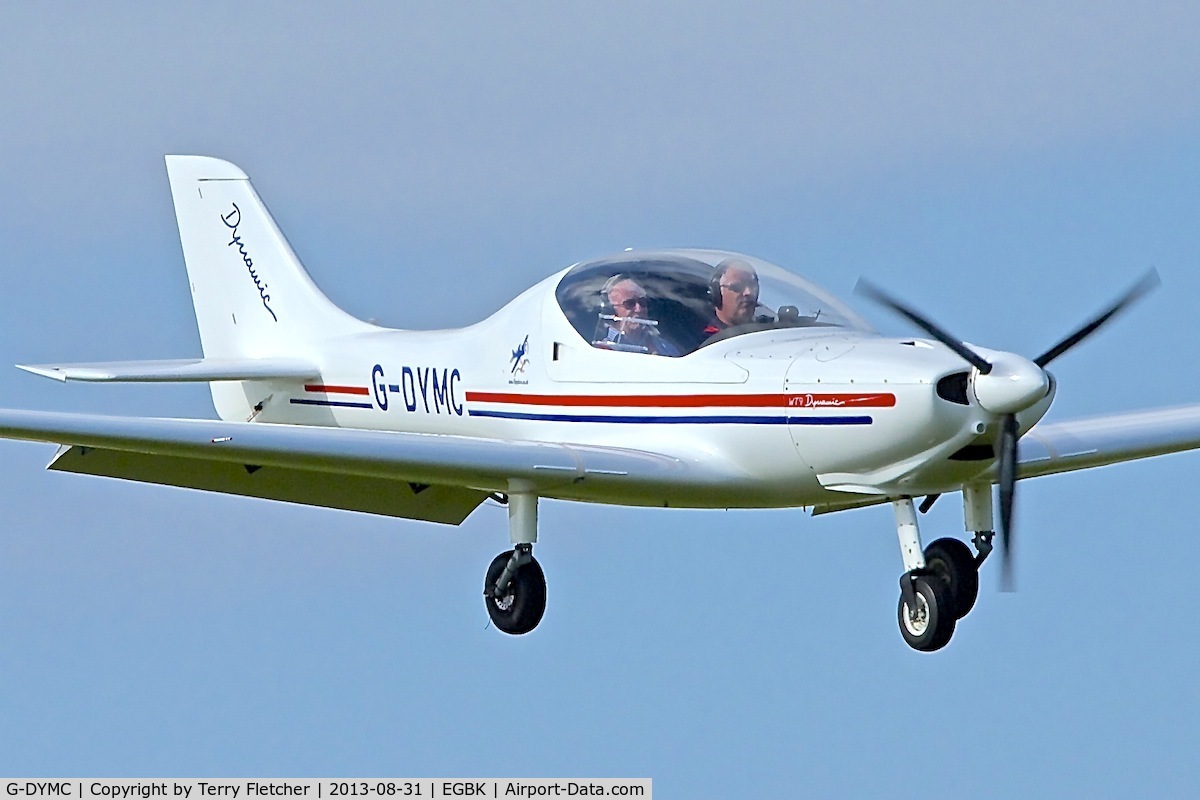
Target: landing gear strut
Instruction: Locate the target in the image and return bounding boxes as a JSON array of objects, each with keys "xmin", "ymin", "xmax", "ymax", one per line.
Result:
[{"xmin": 484, "ymin": 482, "xmax": 547, "ymax": 635}]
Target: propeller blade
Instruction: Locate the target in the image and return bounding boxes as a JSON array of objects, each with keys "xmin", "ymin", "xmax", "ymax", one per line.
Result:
[
  {"xmin": 997, "ymin": 413, "xmax": 1019, "ymax": 592},
  {"xmin": 1033, "ymin": 268, "xmax": 1160, "ymax": 368},
  {"xmin": 855, "ymin": 280, "xmax": 993, "ymax": 374},
  {"xmin": 856, "ymin": 271, "xmax": 1161, "ymax": 593}
]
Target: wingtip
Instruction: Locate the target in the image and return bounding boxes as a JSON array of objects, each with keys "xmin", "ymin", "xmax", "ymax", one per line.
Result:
[{"xmin": 16, "ymin": 364, "xmax": 67, "ymax": 382}]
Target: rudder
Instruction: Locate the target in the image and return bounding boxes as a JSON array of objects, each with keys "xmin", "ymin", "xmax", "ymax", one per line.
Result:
[{"xmin": 165, "ymin": 155, "xmax": 371, "ymax": 360}]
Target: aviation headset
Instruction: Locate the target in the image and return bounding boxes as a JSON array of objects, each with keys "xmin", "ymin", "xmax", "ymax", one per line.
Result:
[
  {"xmin": 708, "ymin": 266, "xmax": 727, "ymax": 310},
  {"xmin": 709, "ymin": 258, "xmax": 755, "ymax": 310}
]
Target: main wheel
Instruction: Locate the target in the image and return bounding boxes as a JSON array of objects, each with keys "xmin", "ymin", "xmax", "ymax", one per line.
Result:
[
  {"xmin": 924, "ymin": 537, "xmax": 979, "ymax": 619},
  {"xmin": 484, "ymin": 550, "xmax": 547, "ymax": 635},
  {"xmin": 897, "ymin": 574, "xmax": 955, "ymax": 652}
]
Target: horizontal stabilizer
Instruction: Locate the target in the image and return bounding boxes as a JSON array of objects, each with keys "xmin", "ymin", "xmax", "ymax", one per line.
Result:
[{"xmin": 16, "ymin": 358, "xmax": 320, "ymax": 383}]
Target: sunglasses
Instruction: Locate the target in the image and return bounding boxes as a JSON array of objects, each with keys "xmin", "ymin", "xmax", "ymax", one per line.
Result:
[
  {"xmin": 617, "ymin": 297, "xmax": 648, "ymax": 311},
  {"xmin": 721, "ymin": 281, "xmax": 759, "ymax": 295}
]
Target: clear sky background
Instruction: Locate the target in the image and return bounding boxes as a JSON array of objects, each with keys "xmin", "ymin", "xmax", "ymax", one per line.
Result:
[{"xmin": 2, "ymin": 3, "xmax": 1199, "ymax": 796}]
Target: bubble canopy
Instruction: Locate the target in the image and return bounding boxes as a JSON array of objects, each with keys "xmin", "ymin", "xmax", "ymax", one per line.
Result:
[{"xmin": 554, "ymin": 249, "xmax": 873, "ymax": 357}]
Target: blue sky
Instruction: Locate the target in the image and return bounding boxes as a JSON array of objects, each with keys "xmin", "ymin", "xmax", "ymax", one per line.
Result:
[{"xmin": 2, "ymin": 3, "xmax": 1200, "ymax": 796}]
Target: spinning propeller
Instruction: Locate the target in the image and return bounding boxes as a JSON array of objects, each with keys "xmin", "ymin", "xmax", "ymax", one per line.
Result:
[{"xmin": 858, "ymin": 270, "xmax": 1159, "ymax": 590}]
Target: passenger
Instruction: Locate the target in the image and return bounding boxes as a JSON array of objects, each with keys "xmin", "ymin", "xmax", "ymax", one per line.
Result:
[
  {"xmin": 704, "ymin": 258, "xmax": 761, "ymax": 337},
  {"xmin": 595, "ymin": 275, "xmax": 680, "ymax": 356}
]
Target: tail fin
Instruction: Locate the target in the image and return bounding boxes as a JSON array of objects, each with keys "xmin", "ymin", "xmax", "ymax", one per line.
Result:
[{"xmin": 165, "ymin": 155, "xmax": 372, "ymax": 360}]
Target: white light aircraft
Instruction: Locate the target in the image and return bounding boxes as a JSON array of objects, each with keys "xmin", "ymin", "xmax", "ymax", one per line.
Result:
[{"xmin": 2, "ymin": 156, "xmax": 1197, "ymax": 652}]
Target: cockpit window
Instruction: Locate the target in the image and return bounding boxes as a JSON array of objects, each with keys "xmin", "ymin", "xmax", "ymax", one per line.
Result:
[{"xmin": 555, "ymin": 249, "xmax": 871, "ymax": 356}]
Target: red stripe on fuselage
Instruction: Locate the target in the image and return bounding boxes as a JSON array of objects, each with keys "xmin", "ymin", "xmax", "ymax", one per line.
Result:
[
  {"xmin": 304, "ymin": 384, "xmax": 371, "ymax": 396},
  {"xmin": 464, "ymin": 392, "xmax": 895, "ymax": 408}
]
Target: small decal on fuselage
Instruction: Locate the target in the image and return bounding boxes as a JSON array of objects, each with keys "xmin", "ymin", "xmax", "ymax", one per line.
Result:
[
  {"xmin": 787, "ymin": 393, "xmax": 893, "ymax": 408},
  {"xmin": 509, "ymin": 335, "xmax": 531, "ymax": 385}
]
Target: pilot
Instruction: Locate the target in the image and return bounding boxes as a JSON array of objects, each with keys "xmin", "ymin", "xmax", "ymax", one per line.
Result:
[
  {"xmin": 596, "ymin": 275, "xmax": 680, "ymax": 356},
  {"xmin": 704, "ymin": 258, "xmax": 760, "ymax": 337}
]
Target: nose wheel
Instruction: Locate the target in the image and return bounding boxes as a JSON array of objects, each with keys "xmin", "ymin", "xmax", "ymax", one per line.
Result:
[{"xmin": 898, "ymin": 574, "xmax": 956, "ymax": 652}]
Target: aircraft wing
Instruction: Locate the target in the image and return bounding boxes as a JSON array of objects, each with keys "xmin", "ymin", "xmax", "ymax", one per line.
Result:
[
  {"xmin": 811, "ymin": 404, "xmax": 1200, "ymax": 516},
  {"xmin": 1018, "ymin": 403, "xmax": 1200, "ymax": 479},
  {"xmin": 0, "ymin": 408, "xmax": 724, "ymax": 524}
]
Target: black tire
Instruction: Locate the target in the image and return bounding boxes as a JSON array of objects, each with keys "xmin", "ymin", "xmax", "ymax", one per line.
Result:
[
  {"xmin": 924, "ymin": 537, "xmax": 980, "ymax": 620},
  {"xmin": 897, "ymin": 574, "xmax": 956, "ymax": 652},
  {"xmin": 484, "ymin": 550, "xmax": 547, "ymax": 635}
]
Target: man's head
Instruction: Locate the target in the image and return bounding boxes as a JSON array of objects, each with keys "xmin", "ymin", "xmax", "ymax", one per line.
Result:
[
  {"xmin": 712, "ymin": 258, "xmax": 759, "ymax": 326},
  {"xmin": 604, "ymin": 275, "xmax": 650, "ymax": 331}
]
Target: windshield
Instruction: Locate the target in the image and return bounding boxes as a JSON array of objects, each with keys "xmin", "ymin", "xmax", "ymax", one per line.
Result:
[{"xmin": 554, "ymin": 249, "xmax": 871, "ymax": 357}]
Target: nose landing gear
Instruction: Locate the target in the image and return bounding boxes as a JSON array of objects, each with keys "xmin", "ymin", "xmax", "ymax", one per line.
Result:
[{"xmin": 892, "ymin": 493, "xmax": 991, "ymax": 652}]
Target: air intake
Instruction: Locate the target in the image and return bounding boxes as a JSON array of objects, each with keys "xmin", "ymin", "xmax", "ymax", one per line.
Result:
[{"xmin": 936, "ymin": 371, "xmax": 970, "ymax": 405}]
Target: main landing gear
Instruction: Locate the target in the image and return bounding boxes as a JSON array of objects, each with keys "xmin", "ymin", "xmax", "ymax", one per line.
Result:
[
  {"xmin": 484, "ymin": 483, "xmax": 547, "ymax": 635},
  {"xmin": 893, "ymin": 485, "xmax": 994, "ymax": 652}
]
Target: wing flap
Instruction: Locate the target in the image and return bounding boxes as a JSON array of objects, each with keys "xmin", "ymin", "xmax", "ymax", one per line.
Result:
[
  {"xmin": 16, "ymin": 358, "xmax": 319, "ymax": 383},
  {"xmin": 49, "ymin": 445, "xmax": 486, "ymax": 523}
]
